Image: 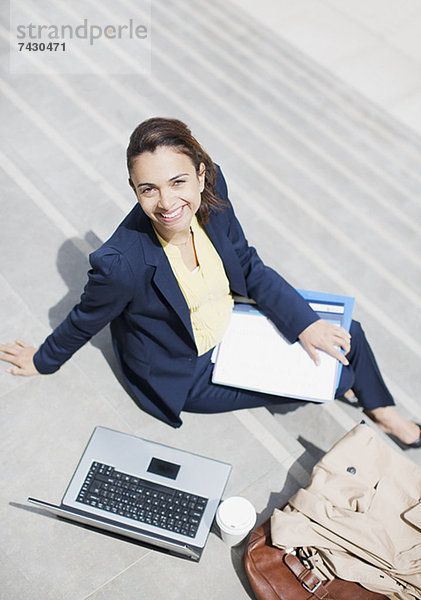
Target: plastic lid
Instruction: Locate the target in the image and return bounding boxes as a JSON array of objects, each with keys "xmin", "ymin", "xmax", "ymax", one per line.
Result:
[{"xmin": 217, "ymin": 496, "xmax": 256, "ymax": 530}]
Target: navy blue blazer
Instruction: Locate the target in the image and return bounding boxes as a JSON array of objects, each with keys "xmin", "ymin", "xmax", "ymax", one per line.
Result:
[{"xmin": 34, "ymin": 167, "xmax": 318, "ymax": 427}]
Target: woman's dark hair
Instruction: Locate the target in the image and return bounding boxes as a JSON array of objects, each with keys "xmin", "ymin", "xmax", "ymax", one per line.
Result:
[{"xmin": 127, "ymin": 117, "xmax": 226, "ymax": 224}]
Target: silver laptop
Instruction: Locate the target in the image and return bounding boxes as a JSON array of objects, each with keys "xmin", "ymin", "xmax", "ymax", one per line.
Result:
[{"xmin": 28, "ymin": 426, "xmax": 231, "ymax": 561}]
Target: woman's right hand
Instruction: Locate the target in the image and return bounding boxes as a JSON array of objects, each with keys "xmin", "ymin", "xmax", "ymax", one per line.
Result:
[{"xmin": 0, "ymin": 340, "xmax": 40, "ymax": 376}]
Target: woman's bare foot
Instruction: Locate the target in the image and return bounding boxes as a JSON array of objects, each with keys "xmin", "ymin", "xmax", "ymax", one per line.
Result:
[
  {"xmin": 343, "ymin": 389, "xmax": 358, "ymax": 403},
  {"xmin": 364, "ymin": 406, "xmax": 420, "ymax": 445}
]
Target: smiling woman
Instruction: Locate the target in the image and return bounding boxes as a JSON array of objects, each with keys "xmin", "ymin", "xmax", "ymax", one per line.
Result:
[
  {"xmin": 130, "ymin": 147, "xmax": 205, "ymax": 244},
  {"xmin": 1, "ymin": 117, "xmax": 420, "ymax": 447},
  {"xmin": 126, "ymin": 117, "xmax": 224, "ymax": 227}
]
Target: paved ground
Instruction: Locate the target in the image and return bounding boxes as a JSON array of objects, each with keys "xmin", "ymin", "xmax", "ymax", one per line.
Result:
[
  {"xmin": 233, "ymin": 0, "xmax": 421, "ymax": 135},
  {"xmin": 1, "ymin": 1, "xmax": 421, "ymax": 599}
]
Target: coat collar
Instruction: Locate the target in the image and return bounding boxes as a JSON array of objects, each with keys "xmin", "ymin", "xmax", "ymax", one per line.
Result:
[
  {"xmin": 135, "ymin": 210, "xmax": 195, "ymax": 344},
  {"xmin": 134, "ymin": 206, "xmax": 247, "ymax": 346},
  {"xmin": 203, "ymin": 216, "xmax": 247, "ymax": 296}
]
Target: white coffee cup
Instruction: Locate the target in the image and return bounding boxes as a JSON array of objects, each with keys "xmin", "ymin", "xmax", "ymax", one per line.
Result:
[{"xmin": 216, "ymin": 496, "xmax": 257, "ymax": 547}]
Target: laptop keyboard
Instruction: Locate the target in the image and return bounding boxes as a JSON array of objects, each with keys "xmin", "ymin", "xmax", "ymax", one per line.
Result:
[{"xmin": 76, "ymin": 462, "xmax": 208, "ymax": 538}]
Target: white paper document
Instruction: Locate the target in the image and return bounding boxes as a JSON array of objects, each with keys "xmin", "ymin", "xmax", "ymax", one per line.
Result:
[{"xmin": 212, "ymin": 309, "xmax": 339, "ymax": 403}]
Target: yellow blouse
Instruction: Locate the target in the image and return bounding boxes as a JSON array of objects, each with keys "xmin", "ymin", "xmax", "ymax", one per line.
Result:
[{"xmin": 154, "ymin": 216, "xmax": 233, "ymax": 355}]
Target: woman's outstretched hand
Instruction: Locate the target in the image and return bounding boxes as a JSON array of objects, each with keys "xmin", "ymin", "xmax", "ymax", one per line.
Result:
[
  {"xmin": 0, "ymin": 340, "xmax": 40, "ymax": 376},
  {"xmin": 298, "ymin": 320, "xmax": 351, "ymax": 366}
]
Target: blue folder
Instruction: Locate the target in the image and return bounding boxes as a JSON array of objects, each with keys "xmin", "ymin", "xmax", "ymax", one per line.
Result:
[{"xmin": 296, "ymin": 289, "xmax": 355, "ymax": 386}]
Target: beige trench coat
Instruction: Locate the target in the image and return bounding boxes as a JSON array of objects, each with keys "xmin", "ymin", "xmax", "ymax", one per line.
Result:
[{"xmin": 271, "ymin": 424, "xmax": 421, "ymax": 600}]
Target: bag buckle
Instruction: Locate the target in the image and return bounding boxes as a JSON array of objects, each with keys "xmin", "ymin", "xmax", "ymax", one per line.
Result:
[
  {"xmin": 302, "ymin": 576, "xmax": 322, "ymax": 593},
  {"xmin": 285, "ymin": 547, "xmax": 322, "ymax": 594}
]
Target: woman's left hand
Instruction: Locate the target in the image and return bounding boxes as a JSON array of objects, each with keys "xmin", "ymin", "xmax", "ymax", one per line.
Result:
[{"xmin": 298, "ymin": 320, "xmax": 351, "ymax": 366}]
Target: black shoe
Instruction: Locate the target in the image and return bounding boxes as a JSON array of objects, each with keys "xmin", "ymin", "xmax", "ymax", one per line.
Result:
[{"xmin": 390, "ymin": 424, "xmax": 421, "ymax": 450}]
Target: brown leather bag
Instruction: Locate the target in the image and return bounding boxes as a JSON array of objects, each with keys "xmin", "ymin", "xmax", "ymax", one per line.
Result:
[{"xmin": 244, "ymin": 519, "xmax": 388, "ymax": 600}]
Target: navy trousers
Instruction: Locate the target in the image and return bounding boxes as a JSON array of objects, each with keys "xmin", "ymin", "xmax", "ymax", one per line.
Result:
[{"xmin": 183, "ymin": 320, "xmax": 394, "ymax": 415}]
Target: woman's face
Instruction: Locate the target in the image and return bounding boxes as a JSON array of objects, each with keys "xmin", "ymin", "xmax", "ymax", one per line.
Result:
[{"xmin": 130, "ymin": 146, "xmax": 205, "ymax": 242}]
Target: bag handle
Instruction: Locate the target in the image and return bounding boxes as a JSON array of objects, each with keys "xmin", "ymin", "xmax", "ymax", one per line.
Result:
[{"xmin": 283, "ymin": 551, "xmax": 337, "ymax": 600}]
